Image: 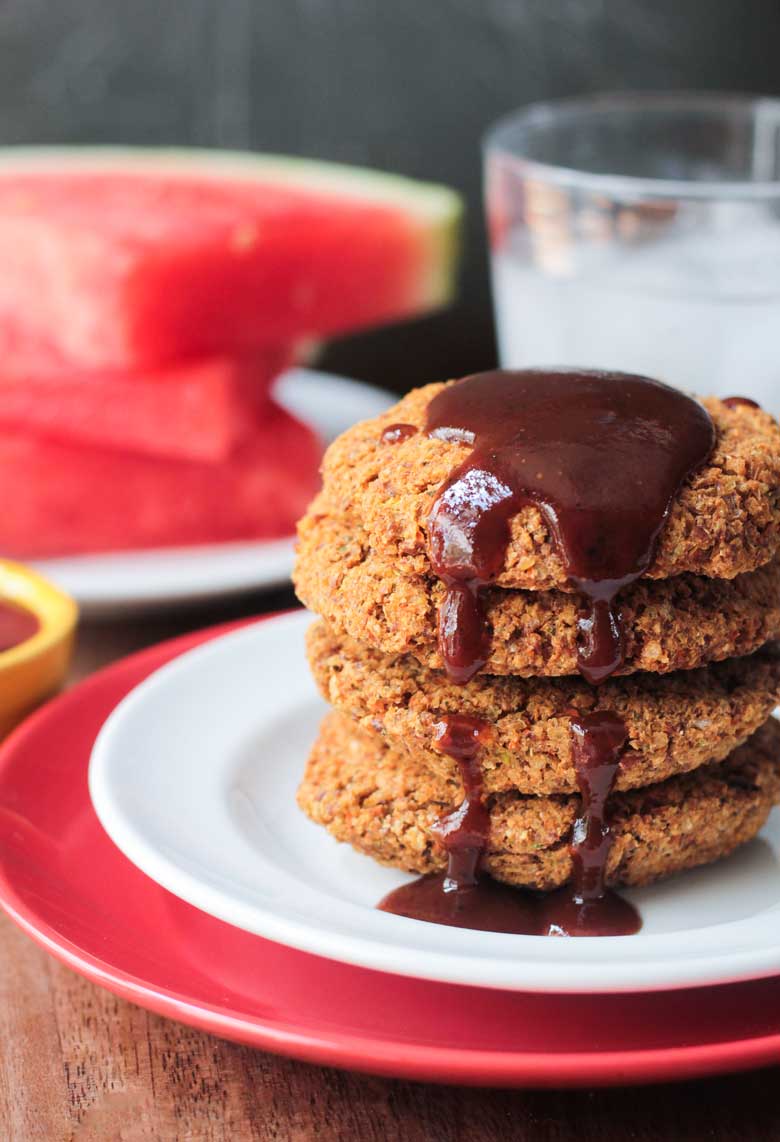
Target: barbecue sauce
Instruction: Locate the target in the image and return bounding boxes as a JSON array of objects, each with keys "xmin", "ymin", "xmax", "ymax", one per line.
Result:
[
  {"xmin": 424, "ymin": 369, "xmax": 715, "ymax": 685},
  {"xmin": 378, "ymin": 370, "xmax": 714, "ymax": 936},
  {"xmin": 379, "ymin": 714, "xmax": 540, "ymax": 933},
  {"xmin": 722, "ymin": 396, "xmax": 760, "ymax": 410},
  {"xmin": 380, "ymin": 709, "xmax": 640, "ymax": 936},
  {"xmin": 0, "ymin": 601, "xmax": 39, "ymax": 652}
]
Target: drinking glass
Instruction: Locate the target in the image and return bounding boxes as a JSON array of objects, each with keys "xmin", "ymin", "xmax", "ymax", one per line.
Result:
[{"xmin": 484, "ymin": 93, "xmax": 780, "ymax": 414}]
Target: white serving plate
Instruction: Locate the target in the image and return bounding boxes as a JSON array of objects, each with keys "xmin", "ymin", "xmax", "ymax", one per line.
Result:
[{"xmin": 89, "ymin": 610, "xmax": 780, "ymax": 994}]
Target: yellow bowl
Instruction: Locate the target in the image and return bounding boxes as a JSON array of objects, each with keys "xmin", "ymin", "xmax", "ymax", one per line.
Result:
[{"xmin": 0, "ymin": 561, "xmax": 78, "ymax": 738}]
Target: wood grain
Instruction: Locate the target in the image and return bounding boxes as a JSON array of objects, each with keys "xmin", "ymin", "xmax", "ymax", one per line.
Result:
[
  {"xmin": 2, "ymin": 892, "xmax": 780, "ymax": 1142},
  {"xmin": 1, "ymin": 593, "xmax": 779, "ymax": 1139}
]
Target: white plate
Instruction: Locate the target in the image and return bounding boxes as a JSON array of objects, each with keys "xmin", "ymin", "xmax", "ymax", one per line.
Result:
[
  {"xmin": 89, "ymin": 611, "xmax": 780, "ymax": 994},
  {"xmin": 32, "ymin": 369, "xmax": 393, "ymax": 618}
]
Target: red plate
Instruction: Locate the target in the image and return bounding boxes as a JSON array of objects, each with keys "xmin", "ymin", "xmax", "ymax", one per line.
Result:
[{"xmin": 1, "ymin": 615, "xmax": 780, "ymax": 1088}]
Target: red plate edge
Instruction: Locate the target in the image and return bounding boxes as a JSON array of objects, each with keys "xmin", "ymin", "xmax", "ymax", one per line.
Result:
[{"xmin": 0, "ymin": 612, "xmax": 779, "ymax": 1088}]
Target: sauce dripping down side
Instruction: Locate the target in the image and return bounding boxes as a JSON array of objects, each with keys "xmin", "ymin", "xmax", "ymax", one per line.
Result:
[
  {"xmin": 0, "ymin": 600, "xmax": 39, "ymax": 652},
  {"xmin": 424, "ymin": 369, "xmax": 716, "ymax": 684},
  {"xmin": 429, "ymin": 714, "xmax": 490, "ymax": 891},
  {"xmin": 379, "ymin": 370, "xmax": 714, "ymax": 936},
  {"xmin": 538, "ymin": 711, "xmax": 640, "ymax": 936},
  {"xmin": 379, "ymin": 711, "xmax": 640, "ymax": 936},
  {"xmin": 379, "ymin": 713, "xmax": 539, "ymax": 932}
]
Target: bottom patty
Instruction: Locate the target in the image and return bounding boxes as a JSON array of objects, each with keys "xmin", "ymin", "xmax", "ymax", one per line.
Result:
[{"xmin": 298, "ymin": 711, "xmax": 780, "ymax": 893}]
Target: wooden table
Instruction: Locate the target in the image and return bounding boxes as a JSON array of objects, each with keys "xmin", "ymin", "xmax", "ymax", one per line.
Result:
[{"xmin": 1, "ymin": 589, "xmax": 777, "ymax": 1141}]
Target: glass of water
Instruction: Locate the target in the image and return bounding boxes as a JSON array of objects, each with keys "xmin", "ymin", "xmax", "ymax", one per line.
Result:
[{"xmin": 484, "ymin": 93, "xmax": 780, "ymax": 414}]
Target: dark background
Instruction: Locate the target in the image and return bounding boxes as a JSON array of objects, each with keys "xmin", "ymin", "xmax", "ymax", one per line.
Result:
[{"xmin": 1, "ymin": 0, "xmax": 779, "ymax": 391}]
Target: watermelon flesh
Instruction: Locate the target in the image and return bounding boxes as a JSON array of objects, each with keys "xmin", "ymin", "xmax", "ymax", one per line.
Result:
[
  {"xmin": 0, "ymin": 150, "xmax": 461, "ymax": 371},
  {"xmin": 0, "ymin": 399, "xmax": 322, "ymax": 558},
  {"xmin": 0, "ymin": 149, "xmax": 460, "ymax": 557},
  {"xmin": 0, "ymin": 347, "xmax": 296, "ymax": 463}
]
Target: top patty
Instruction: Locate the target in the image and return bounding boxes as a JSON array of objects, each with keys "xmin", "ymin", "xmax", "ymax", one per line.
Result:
[{"xmin": 316, "ymin": 384, "xmax": 780, "ymax": 589}]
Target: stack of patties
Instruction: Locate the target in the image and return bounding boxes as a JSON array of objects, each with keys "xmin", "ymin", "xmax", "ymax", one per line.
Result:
[{"xmin": 293, "ymin": 375, "xmax": 780, "ymax": 898}]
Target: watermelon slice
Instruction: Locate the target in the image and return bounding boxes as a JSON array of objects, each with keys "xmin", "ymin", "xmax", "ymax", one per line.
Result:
[
  {"xmin": 0, "ymin": 347, "xmax": 296, "ymax": 462},
  {"xmin": 0, "ymin": 148, "xmax": 461, "ymax": 372},
  {"xmin": 0, "ymin": 400, "xmax": 322, "ymax": 558}
]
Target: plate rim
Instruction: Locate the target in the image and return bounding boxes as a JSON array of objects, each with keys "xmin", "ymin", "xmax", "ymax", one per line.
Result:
[
  {"xmin": 88, "ymin": 610, "xmax": 780, "ymax": 996},
  {"xmin": 9, "ymin": 893, "xmax": 780, "ymax": 1089},
  {"xmin": 2, "ymin": 618, "xmax": 780, "ymax": 1086}
]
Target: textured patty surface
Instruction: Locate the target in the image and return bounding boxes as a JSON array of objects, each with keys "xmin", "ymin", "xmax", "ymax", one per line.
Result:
[
  {"xmin": 313, "ymin": 384, "xmax": 780, "ymax": 589},
  {"xmin": 298, "ymin": 712, "xmax": 780, "ymax": 892},
  {"xmin": 307, "ymin": 621, "xmax": 780, "ymax": 794},
  {"xmin": 294, "ymin": 510, "xmax": 780, "ymax": 677}
]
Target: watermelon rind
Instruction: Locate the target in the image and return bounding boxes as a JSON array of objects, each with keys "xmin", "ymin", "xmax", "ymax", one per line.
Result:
[{"xmin": 0, "ymin": 146, "xmax": 462, "ymax": 308}]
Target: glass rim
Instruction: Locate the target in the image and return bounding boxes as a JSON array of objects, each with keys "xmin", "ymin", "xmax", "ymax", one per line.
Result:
[{"xmin": 483, "ymin": 91, "xmax": 780, "ymax": 200}]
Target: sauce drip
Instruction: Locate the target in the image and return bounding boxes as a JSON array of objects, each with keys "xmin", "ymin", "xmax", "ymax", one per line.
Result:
[
  {"xmin": 538, "ymin": 711, "xmax": 641, "ymax": 936},
  {"xmin": 379, "ymin": 712, "xmax": 540, "ymax": 932},
  {"xmin": 424, "ymin": 369, "xmax": 716, "ymax": 685},
  {"xmin": 429, "ymin": 714, "xmax": 490, "ymax": 891},
  {"xmin": 379, "ymin": 710, "xmax": 640, "ymax": 936},
  {"xmin": 722, "ymin": 395, "xmax": 760, "ymax": 410},
  {"xmin": 379, "ymin": 369, "xmax": 714, "ymax": 937},
  {"xmin": 0, "ymin": 600, "xmax": 39, "ymax": 652},
  {"xmin": 381, "ymin": 422, "xmax": 417, "ymax": 445}
]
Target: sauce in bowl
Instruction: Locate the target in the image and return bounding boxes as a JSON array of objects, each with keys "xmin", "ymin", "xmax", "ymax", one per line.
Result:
[{"xmin": 0, "ymin": 600, "xmax": 40, "ymax": 652}]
